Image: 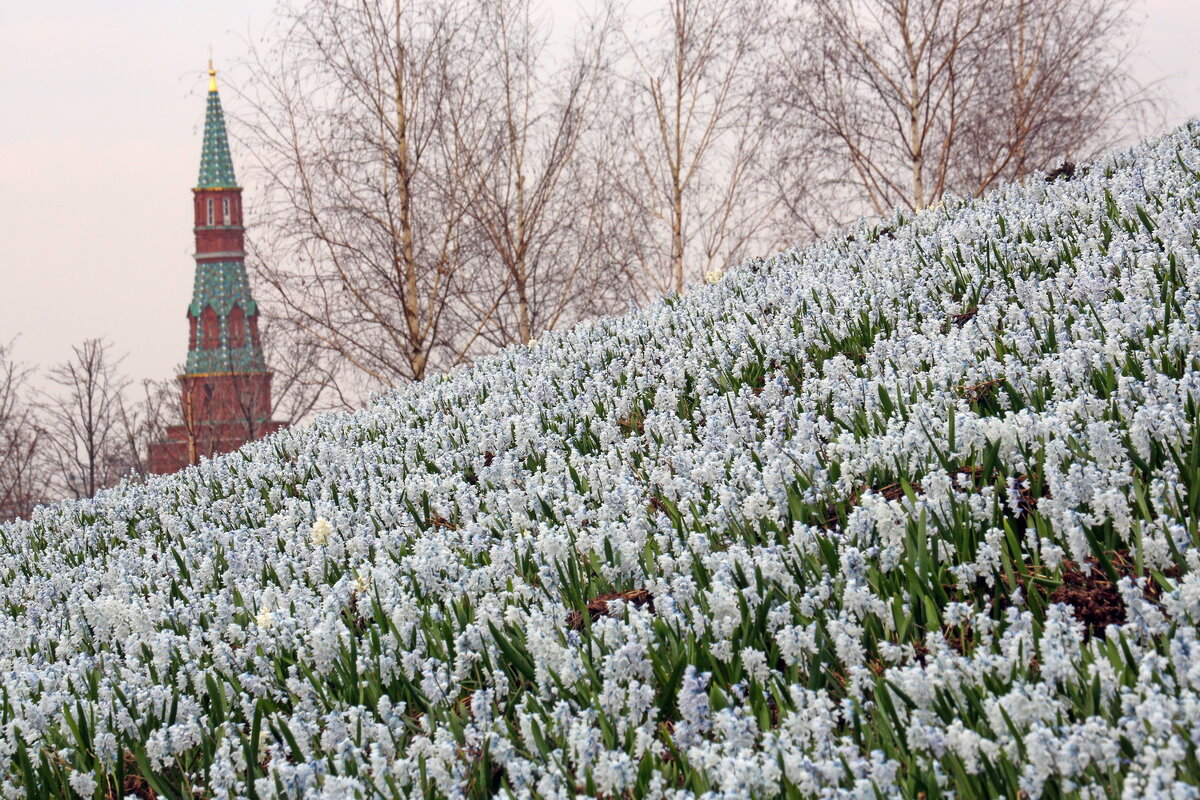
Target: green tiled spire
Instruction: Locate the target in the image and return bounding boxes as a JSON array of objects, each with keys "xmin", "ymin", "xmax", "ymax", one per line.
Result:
[
  {"xmin": 197, "ymin": 65, "xmax": 238, "ymax": 189},
  {"xmin": 185, "ymin": 61, "xmax": 265, "ymax": 376},
  {"xmin": 185, "ymin": 262, "xmax": 267, "ymax": 375}
]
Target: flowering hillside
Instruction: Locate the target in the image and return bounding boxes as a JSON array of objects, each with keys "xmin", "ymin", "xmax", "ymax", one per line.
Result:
[{"xmin": 7, "ymin": 124, "xmax": 1200, "ymax": 799}]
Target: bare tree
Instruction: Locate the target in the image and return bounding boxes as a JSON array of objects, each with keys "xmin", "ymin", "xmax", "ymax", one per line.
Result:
[
  {"xmin": 110, "ymin": 378, "xmax": 176, "ymax": 479},
  {"xmin": 258, "ymin": 318, "xmax": 345, "ymax": 422},
  {"xmin": 773, "ymin": 0, "xmax": 1153, "ymax": 226},
  {"xmin": 460, "ymin": 0, "xmax": 618, "ymax": 347},
  {"xmin": 608, "ymin": 0, "xmax": 779, "ymax": 299},
  {"xmin": 951, "ymin": 0, "xmax": 1153, "ymax": 193},
  {"xmin": 242, "ymin": 0, "xmax": 508, "ymax": 393},
  {"xmin": 140, "ymin": 368, "xmax": 264, "ymax": 472},
  {"xmin": 39, "ymin": 339, "xmax": 132, "ymax": 500},
  {"xmin": 0, "ymin": 341, "xmax": 44, "ymax": 521}
]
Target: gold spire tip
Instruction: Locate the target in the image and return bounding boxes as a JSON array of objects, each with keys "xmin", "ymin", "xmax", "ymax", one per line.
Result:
[{"xmin": 207, "ymin": 59, "xmax": 218, "ymax": 92}]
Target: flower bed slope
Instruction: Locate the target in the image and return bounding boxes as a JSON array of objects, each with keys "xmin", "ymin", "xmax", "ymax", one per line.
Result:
[{"xmin": 7, "ymin": 124, "xmax": 1200, "ymax": 798}]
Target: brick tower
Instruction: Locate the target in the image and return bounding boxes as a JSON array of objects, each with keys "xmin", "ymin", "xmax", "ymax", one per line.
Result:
[{"xmin": 148, "ymin": 63, "xmax": 283, "ymax": 474}]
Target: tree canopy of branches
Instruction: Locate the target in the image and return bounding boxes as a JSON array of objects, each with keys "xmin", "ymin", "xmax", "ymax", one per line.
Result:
[
  {"xmin": 243, "ymin": 0, "xmax": 618, "ymax": 397},
  {"xmin": 235, "ymin": 0, "xmax": 1155, "ymax": 401},
  {"xmin": 462, "ymin": 2, "xmax": 617, "ymax": 348},
  {"xmin": 245, "ymin": 0, "xmax": 493, "ymax": 388},
  {"xmin": 259, "ymin": 320, "xmax": 345, "ymax": 421},
  {"xmin": 773, "ymin": 0, "xmax": 1152, "ymax": 225},
  {"xmin": 0, "ymin": 330, "xmax": 335, "ymax": 513},
  {"xmin": 0, "ymin": 342, "xmax": 42, "ymax": 521},
  {"xmin": 608, "ymin": 0, "xmax": 778, "ymax": 298},
  {"xmin": 39, "ymin": 339, "xmax": 132, "ymax": 501}
]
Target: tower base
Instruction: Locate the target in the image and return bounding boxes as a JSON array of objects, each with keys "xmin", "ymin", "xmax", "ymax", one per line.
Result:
[{"xmin": 147, "ymin": 372, "xmax": 284, "ymax": 474}]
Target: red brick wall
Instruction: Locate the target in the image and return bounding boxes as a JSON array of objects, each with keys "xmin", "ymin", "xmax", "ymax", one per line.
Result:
[
  {"xmin": 195, "ymin": 228, "xmax": 244, "ymax": 254},
  {"xmin": 146, "ymin": 372, "xmax": 285, "ymax": 475},
  {"xmin": 147, "ymin": 419, "xmax": 286, "ymax": 474},
  {"xmin": 193, "ymin": 188, "xmax": 245, "ymax": 254},
  {"xmin": 182, "ymin": 372, "xmax": 273, "ymax": 423},
  {"xmin": 193, "ymin": 188, "xmax": 243, "ymax": 227}
]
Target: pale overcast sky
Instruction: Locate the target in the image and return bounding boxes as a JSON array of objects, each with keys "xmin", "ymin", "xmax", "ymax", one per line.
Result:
[{"xmin": 0, "ymin": 1, "xmax": 1197, "ymax": 389}]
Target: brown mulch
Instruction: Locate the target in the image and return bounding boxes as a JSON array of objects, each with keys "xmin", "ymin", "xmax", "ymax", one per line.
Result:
[
  {"xmin": 617, "ymin": 416, "xmax": 645, "ymax": 437},
  {"xmin": 944, "ymin": 621, "xmax": 974, "ymax": 655},
  {"xmin": 822, "ymin": 487, "xmax": 859, "ymax": 530},
  {"xmin": 107, "ymin": 753, "xmax": 157, "ymax": 800},
  {"xmin": 345, "ymin": 592, "xmax": 373, "ymax": 634},
  {"xmin": 466, "ymin": 452, "xmax": 496, "ymax": 486},
  {"xmin": 566, "ymin": 589, "xmax": 655, "ymax": 630},
  {"xmin": 955, "ymin": 378, "xmax": 1006, "ymax": 405},
  {"xmin": 1010, "ymin": 473, "xmax": 1046, "ymax": 518},
  {"xmin": 1049, "ymin": 558, "xmax": 1125, "ymax": 633},
  {"xmin": 940, "ymin": 306, "xmax": 978, "ymax": 333},
  {"xmin": 1046, "ymin": 550, "xmax": 1179, "ymax": 636},
  {"xmin": 876, "ymin": 482, "xmax": 921, "ymax": 502},
  {"xmin": 115, "ymin": 781, "xmax": 157, "ymax": 800},
  {"xmin": 658, "ymin": 720, "xmax": 678, "ymax": 762},
  {"xmin": 948, "ymin": 306, "xmax": 978, "ymax": 330},
  {"xmin": 1044, "ymin": 161, "xmax": 1077, "ymax": 182}
]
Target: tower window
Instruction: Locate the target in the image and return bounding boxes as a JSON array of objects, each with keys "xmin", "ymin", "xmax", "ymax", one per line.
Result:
[
  {"xmin": 222, "ymin": 197, "xmax": 231, "ymax": 224},
  {"xmin": 201, "ymin": 305, "xmax": 219, "ymax": 349},
  {"xmin": 206, "ymin": 198, "xmax": 214, "ymax": 226},
  {"xmin": 229, "ymin": 305, "xmax": 246, "ymax": 348}
]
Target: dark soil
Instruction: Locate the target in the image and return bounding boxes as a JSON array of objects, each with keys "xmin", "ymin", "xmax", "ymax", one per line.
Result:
[
  {"xmin": 566, "ymin": 589, "xmax": 655, "ymax": 630},
  {"xmin": 1045, "ymin": 161, "xmax": 1077, "ymax": 182},
  {"xmin": 1047, "ymin": 550, "xmax": 1178, "ymax": 637},
  {"xmin": 1049, "ymin": 556, "xmax": 1125, "ymax": 632}
]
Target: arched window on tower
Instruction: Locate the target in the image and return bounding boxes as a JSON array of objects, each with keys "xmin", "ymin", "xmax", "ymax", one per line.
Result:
[
  {"xmin": 222, "ymin": 197, "xmax": 231, "ymax": 225},
  {"xmin": 206, "ymin": 198, "xmax": 214, "ymax": 226},
  {"xmin": 201, "ymin": 305, "xmax": 220, "ymax": 350},
  {"xmin": 228, "ymin": 304, "xmax": 246, "ymax": 348},
  {"xmin": 249, "ymin": 314, "xmax": 261, "ymax": 350}
]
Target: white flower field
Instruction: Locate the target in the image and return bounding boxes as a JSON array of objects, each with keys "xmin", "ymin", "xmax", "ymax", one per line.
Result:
[{"xmin": 5, "ymin": 124, "xmax": 1200, "ymax": 798}]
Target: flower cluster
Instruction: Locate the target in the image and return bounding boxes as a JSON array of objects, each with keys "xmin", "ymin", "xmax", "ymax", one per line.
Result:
[{"xmin": 3, "ymin": 123, "xmax": 1200, "ymax": 798}]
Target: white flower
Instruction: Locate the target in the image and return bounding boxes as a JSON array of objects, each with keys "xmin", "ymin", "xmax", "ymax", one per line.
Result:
[
  {"xmin": 676, "ymin": 665, "xmax": 711, "ymax": 747},
  {"xmin": 0, "ymin": 122, "xmax": 1198, "ymax": 798},
  {"xmin": 741, "ymin": 647, "xmax": 770, "ymax": 683},
  {"xmin": 68, "ymin": 770, "xmax": 97, "ymax": 798},
  {"xmin": 705, "ymin": 268, "xmax": 724, "ymax": 284},
  {"xmin": 310, "ymin": 517, "xmax": 333, "ymax": 546}
]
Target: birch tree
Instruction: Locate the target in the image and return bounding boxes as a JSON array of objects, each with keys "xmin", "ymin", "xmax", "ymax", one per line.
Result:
[
  {"xmin": 0, "ymin": 341, "xmax": 43, "ymax": 521},
  {"xmin": 609, "ymin": 0, "xmax": 779, "ymax": 299},
  {"xmin": 244, "ymin": 0, "xmax": 499, "ymax": 390},
  {"xmin": 460, "ymin": 1, "xmax": 617, "ymax": 347},
  {"xmin": 39, "ymin": 339, "xmax": 131, "ymax": 500},
  {"xmin": 773, "ymin": 0, "xmax": 1152, "ymax": 226}
]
